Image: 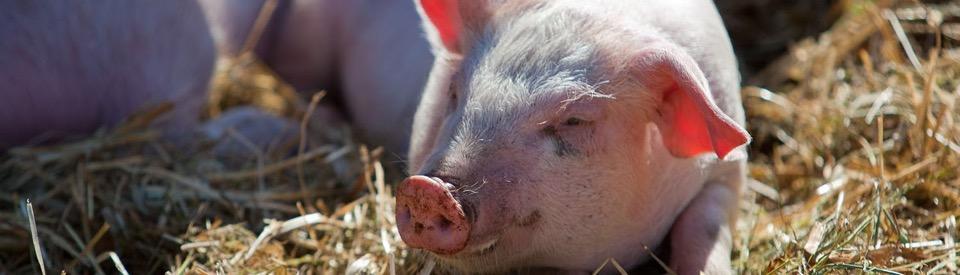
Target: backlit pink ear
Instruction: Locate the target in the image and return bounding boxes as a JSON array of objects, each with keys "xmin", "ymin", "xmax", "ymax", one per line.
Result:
[
  {"xmin": 418, "ymin": 0, "xmax": 463, "ymax": 52},
  {"xmin": 417, "ymin": 0, "xmax": 495, "ymax": 54},
  {"xmin": 636, "ymin": 44, "xmax": 750, "ymax": 159}
]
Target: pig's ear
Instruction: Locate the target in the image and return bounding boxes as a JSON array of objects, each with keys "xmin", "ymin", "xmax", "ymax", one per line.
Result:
[
  {"xmin": 415, "ymin": 0, "xmax": 490, "ymax": 55},
  {"xmin": 636, "ymin": 44, "xmax": 750, "ymax": 159}
]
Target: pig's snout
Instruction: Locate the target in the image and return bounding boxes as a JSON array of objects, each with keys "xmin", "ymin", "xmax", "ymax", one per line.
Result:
[{"xmin": 396, "ymin": 175, "xmax": 470, "ymax": 255}]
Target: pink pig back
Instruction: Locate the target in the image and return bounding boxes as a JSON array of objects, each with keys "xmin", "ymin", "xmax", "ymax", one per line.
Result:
[
  {"xmin": 198, "ymin": 0, "xmax": 434, "ymax": 154},
  {"xmin": 0, "ymin": 0, "xmax": 215, "ymax": 148}
]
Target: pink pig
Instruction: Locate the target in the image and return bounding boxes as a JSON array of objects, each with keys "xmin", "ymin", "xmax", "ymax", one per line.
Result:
[
  {"xmin": 0, "ymin": 0, "xmax": 215, "ymax": 149},
  {"xmin": 197, "ymin": 0, "xmax": 434, "ymax": 154},
  {"xmin": 395, "ymin": 0, "xmax": 751, "ymax": 273}
]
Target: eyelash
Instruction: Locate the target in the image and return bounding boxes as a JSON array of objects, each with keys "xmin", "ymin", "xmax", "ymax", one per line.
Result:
[
  {"xmin": 543, "ymin": 124, "xmax": 578, "ymax": 157},
  {"xmin": 563, "ymin": 117, "xmax": 584, "ymax": 126},
  {"xmin": 544, "ymin": 117, "xmax": 589, "ymax": 133}
]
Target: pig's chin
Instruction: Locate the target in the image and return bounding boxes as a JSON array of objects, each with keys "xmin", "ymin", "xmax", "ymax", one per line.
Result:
[{"xmin": 431, "ymin": 232, "xmax": 531, "ymax": 273}]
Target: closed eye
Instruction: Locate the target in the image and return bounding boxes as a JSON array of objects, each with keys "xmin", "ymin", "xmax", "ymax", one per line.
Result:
[
  {"xmin": 542, "ymin": 125, "xmax": 579, "ymax": 157},
  {"xmin": 563, "ymin": 117, "xmax": 584, "ymax": 126}
]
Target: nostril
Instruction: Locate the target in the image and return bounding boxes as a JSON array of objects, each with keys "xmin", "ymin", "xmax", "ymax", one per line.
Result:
[
  {"xmin": 413, "ymin": 222, "xmax": 425, "ymax": 234},
  {"xmin": 436, "ymin": 216, "xmax": 453, "ymax": 231}
]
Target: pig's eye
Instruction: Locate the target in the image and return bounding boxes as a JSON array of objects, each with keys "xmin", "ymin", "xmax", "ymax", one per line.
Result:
[
  {"xmin": 563, "ymin": 117, "xmax": 584, "ymax": 126},
  {"xmin": 542, "ymin": 125, "xmax": 577, "ymax": 157},
  {"xmin": 542, "ymin": 117, "xmax": 591, "ymax": 157}
]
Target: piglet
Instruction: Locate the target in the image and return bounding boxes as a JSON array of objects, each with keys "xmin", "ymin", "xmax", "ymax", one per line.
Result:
[
  {"xmin": 396, "ymin": 0, "xmax": 750, "ymax": 273},
  {"xmin": 0, "ymin": 0, "xmax": 215, "ymax": 149},
  {"xmin": 197, "ymin": 0, "xmax": 434, "ymax": 155}
]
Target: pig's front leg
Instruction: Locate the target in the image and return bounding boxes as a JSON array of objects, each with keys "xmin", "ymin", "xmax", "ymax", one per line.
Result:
[{"xmin": 668, "ymin": 176, "xmax": 740, "ymax": 275}]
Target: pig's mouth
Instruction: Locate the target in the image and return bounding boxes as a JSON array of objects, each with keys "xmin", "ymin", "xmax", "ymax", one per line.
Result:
[
  {"xmin": 439, "ymin": 236, "xmax": 499, "ymax": 259},
  {"xmin": 433, "ymin": 234, "xmax": 533, "ymax": 273},
  {"xmin": 467, "ymin": 238, "xmax": 499, "ymax": 254}
]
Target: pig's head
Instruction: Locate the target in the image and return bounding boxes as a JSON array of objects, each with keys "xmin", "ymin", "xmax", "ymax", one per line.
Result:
[{"xmin": 398, "ymin": 0, "xmax": 749, "ymax": 272}]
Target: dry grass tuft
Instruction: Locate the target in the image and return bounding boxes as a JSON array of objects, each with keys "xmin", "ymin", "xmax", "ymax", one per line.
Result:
[
  {"xmin": 737, "ymin": 0, "xmax": 960, "ymax": 273},
  {"xmin": 0, "ymin": 52, "xmax": 395, "ymax": 274},
  {"xmin": 1, "ymin": 0, "xmax": 958, "ymax": 274},
  {"xmin": 170, "ymin": 144, "xmax": 424, "ymax": 274}
]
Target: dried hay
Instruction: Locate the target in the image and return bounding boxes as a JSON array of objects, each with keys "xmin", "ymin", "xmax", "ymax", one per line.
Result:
[
  {"xmin": 738, "ymin": 0, "xmax": 960, "ymax": 273},
  {"xmin": 0, "ymin": 0, "xmax": 958, "ymax": 274}
]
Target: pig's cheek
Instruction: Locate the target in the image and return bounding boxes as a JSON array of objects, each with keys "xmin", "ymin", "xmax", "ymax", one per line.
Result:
[
  {"xmin": 516, "ymin": 177, "xmax": 558, "ymax": 217},
  {"xmin": 513, "ymin": 209, "xmax": 543, "ymax": 229},
  {"xmin": 477, "ymin": 174, "xmax": 538, "ymax": 232},
  {"xmin": 550, "ymin": 167, "xmax": 611, "ymax": 216}
]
